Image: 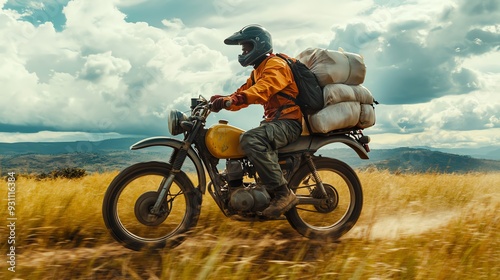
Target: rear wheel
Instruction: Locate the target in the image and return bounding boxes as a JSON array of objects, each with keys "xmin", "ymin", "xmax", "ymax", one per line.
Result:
[
  {"xmin": 286, "ymin": 157, "xmax": 363, "ymax": 240},
  {"xmin": 102, "ymin": 161, "xmax": 202, "ymax": 251}
]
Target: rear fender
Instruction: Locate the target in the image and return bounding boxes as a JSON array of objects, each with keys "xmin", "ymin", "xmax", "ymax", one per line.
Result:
[
  {"xmin": 311, "ymin": 135, "xmax": 369, "ymax": 159},
  {"xmin": 131, "ymin": 137, "xmax": 207, "ymax": 193},
  {"xmin": 279, "ymin": 135, "xmax": 369, "ymax": 159}
]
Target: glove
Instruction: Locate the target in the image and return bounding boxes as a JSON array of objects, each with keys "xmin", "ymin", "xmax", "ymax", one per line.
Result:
[
  {"xmin": 211, "ymin": 97, "xmax": 229, "ymax": 112},
  {"xmin": 210, "ymin": 95, "xmax": 224, "ymax": 103},
  {"xmin": 230, "ymin": 93, "xmax": 246, "ymax": 106}
]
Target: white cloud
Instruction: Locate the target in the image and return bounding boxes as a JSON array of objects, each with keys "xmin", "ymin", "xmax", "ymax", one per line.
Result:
[
  {"xmin": 80, "ymin": 52, "xmax": 131, "ymax": 83},
  {"xmin": 367, "ymin": 71, "xmax": 500, "ymax": 148},
  {"xmin": 370, "ymin": 128, "xmax": 500, "ymax": 149},
  {"xmin": 376, "ymin": 82, "xmax": 500, "ymax": 133},
  {"xmin": 116, "ymin": 0, "xmax": 147, "ymax": 7},
  {"xmin": 0, "ymin": 0, "xmax": 499, "ymax": 151},
  {"xmin": 0, "ymin": 0, "xmax": 233, "ymax": 136},
  {"xmin": 332, "ymin": 0, "xmax": 500, "ymax": 105}
]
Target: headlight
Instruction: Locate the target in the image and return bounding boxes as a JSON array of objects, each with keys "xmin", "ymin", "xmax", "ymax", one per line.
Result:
[{"xmin": 168, "ymin": 110, "xmax": 188, "ymax": 136}]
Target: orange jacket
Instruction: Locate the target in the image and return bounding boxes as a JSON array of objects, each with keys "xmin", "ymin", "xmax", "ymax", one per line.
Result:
[{"xmin": 227, "ymin": 54, "xmax": 302, "ymax": 122}]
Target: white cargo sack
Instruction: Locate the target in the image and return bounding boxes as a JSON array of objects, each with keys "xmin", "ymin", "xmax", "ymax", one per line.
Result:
[
  {"xmin": 323, "ymin": 84, "xmax": 374, "ymax": 105},
  {"xmin": 304, "ymin": 84, "xmax": 376, "ymax": 134},
  {"xmin": 359, "ymin": 104, "xmax": 376, "ymax": 129},
  {"xmin": 308, "ymin": 102, "xmax": 361, "ymax": 133},
  {"xmin": 297, "ymin": 48, "xmax": 366, "ymax": 87}
]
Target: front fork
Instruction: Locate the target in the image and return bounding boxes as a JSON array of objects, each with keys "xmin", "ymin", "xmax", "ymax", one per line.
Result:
[
  {"xmin": 151, "ymin": 174, "xmax": 176, "ymax": 215},
  {"xmin": 150, "ymin": 144, "xmax": 192, "ymax": 215},
  {"xmin": 149, "ymin": 113, "xmax": 198, "ymax": 214}
]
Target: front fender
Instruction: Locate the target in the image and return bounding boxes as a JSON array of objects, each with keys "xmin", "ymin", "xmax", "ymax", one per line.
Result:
[{"xmin": 131, "ymin": 137, "xmax": 207, "ymax": 193}]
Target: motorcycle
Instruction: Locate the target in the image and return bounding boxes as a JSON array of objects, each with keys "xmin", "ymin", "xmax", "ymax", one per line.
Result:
[{"xmin": 102, "ymin": 96, "xmax": 371, "ymax": 251}]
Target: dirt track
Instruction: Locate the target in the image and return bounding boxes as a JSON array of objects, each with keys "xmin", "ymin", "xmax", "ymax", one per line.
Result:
[{"xmin": 18, "ymin": 210, "xmax": 460, "ymax": 267}]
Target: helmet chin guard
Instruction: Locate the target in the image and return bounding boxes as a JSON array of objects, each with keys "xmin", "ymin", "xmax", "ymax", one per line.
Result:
[{"xmin": 224, "ymin": 24, "xmax": 273, "ymax": 67}]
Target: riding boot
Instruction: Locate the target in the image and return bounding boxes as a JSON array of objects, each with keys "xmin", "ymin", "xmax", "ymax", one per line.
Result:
[{"xmin": 262, "ymin": 185, "xmax": 298, "ymax": 218}]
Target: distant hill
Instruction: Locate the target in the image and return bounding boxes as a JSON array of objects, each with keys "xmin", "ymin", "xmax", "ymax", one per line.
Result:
[
  {"xmin": 0, "ymin": 138, "xmax": 144, "ymax": 155},
  {"xmin": 0, "ymin": 138, "xmax": 193, "ymax": 176},
  {"xmin": 0, "ymin": 150, "xmax": 198, "ymax": 176},
  {"xmin": 1, "ymin": 139, "xmax": 499, "ymax": 175},
  {"xmin": 362, "ymin": 147, "xmax": 500, "ymax": 173},
  {"xmin": 315, "ymin": 147, "xmax": 500, "ymax": 173},
  {"xmin": 416, "ymin": 146, "xmax": 500, "ymax": 161}
]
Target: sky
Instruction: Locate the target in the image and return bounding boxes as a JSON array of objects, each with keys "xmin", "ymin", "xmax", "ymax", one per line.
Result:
[{"xmin": 0, "ymin": 0, "xmax": 499, "ymax": 150}]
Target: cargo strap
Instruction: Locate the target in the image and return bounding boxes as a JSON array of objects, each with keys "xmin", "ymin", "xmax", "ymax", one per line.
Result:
[
  {"xmin": 275, "ymin": 91, "xmax": 313, "ymax": 133},
  {"xmin": 250, "ymin": 57, "xmax": 312, "ymax": 132},
  {"xmin": 250, "ymin": 71, "xmax": 300, "ymax": 121},
  {"xmin": 274, "ymin": 54, "xmax": 317, "ymax": 134}
]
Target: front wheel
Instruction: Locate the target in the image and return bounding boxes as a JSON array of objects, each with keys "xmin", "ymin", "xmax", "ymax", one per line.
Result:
[
  {"xmin": 286, "ymin": 157, "xmax": 363, "ymax": 240},
  {"xmin": 102, "ymin": 161, "xmax": 202, "ymax": 251}
]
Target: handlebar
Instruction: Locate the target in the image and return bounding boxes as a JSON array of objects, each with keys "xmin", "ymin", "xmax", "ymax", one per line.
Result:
[{"xmin": 191, "ymin": 95, "xmax": 232, "ymax": 115}]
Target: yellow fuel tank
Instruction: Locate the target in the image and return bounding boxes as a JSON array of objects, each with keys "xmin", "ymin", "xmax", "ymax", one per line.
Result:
[{"xmin": 205, "ymin": 120, "xmax": 245, "ymax": 159}]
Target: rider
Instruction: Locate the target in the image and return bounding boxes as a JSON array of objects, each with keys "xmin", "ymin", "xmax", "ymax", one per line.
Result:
[{"xmin": 210, "ymin": 24, "xmax": 302, "ymax": 218}]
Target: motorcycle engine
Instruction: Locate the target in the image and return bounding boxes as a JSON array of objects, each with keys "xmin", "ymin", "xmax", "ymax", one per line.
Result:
[
  {"xmin": 230, "ymin": 184, "xmax": 270, "ymax": 212},
  {"xmin": 224, "ymin": 159, "xmax": 270, "ymax": 213}
]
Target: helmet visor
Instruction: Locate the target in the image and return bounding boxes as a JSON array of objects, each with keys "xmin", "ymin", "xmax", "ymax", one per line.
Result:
[{"xmin": 224, "ymin": 31, "xmax": 244, "ymax": 45}]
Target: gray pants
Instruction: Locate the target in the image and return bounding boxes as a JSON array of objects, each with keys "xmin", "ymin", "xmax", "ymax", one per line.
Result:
[{"xmin": 240, "ymin": 119, "xmax": 302, "ymax": 192}]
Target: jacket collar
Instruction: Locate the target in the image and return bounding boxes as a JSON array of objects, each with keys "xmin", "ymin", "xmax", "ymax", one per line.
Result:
[{"xmin": 253, "ymin": 53, "xmax": 274, "ymax": 69}]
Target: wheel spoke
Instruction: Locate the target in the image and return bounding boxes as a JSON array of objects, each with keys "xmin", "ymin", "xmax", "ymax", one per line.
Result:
[
  {"xmin": 295, "ymin": 207, "xmax": 324, "ymax": 213},
  {"xmin": 166, "ymin": 189, "xmax": 183, "ymax": 204}
]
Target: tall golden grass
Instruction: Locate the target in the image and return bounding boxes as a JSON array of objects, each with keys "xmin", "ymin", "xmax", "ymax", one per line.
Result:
[{"xmin": 0, "ymin": 170, "xmax": 498, "ymax": 279}]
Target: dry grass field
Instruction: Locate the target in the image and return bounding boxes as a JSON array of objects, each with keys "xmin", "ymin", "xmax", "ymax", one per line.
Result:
[{"xmin": 0, "ymin": 170, "xmax": 498, "ymax": 279}]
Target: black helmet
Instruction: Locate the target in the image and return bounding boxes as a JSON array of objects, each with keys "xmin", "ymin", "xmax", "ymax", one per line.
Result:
[{"xmin": 224, "ymin": 24, "xmax": 273, "ymax": 67}]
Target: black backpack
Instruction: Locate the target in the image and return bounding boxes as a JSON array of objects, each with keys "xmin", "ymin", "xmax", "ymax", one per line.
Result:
[{"xmin": 275, "ymin": 53, "xmax": 324, "ymax": 115}]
